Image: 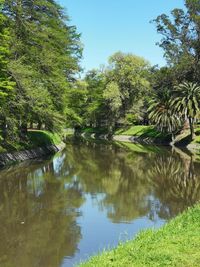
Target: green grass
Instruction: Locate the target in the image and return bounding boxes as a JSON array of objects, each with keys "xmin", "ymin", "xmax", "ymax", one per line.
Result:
[
  {"xmin": 78, "ymin": 204, "xmax": 200, "ymax": 267},
  {"xmin": 115, "ymin": 125, "xmax": 170, "ymax": 143},
  {"xmin": 115, "ymin": 141, "xmax": 164, "ymax": 154},
  {"xmin": 27, "ymin": 130, "xmax": 61, "ymax": 147},
  {"xmin": 115, "ymin": 125, "xmax": 154, "ymax": 136}
]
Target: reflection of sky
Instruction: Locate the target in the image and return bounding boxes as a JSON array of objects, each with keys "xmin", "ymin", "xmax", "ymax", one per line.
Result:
[
  {"xmin": 53, "ymin": 153, "xmax": 66, "ymax": 174},
  {"xmin": 27, "ymin": 169, "xmax": 45, "ymax": 196},
  {"xmin": 5, "ymin": 143, "xmax": 199, "ymax": 267},
  {"xmin": 62, "ymin": 194, "xmax": 166, "ymax": 267}
]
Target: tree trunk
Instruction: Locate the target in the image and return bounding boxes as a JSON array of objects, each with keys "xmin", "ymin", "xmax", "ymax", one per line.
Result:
[
  {"xmin": 171, "ymin": 132, "xmax": 175, "ymax": 145},
  {"xmin": 188, "ymin": 117, "xmax": 195, "ymax": 140},
  {"xmin": 37, "ymin": 121, "xmax": 42, "ymax": 130}
]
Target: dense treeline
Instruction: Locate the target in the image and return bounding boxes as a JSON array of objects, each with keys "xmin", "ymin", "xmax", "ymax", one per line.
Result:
[
  {"xmin": 0, "ymin": 0, "xmax": 81, "ymax": 149},
  {"xmin": 1, "ymin": 0, "xmax": 200, "ymax": 150},
  {"xmin": 67, "ymin": 52, "xmax": 151, "ymax": 134},
  {"xmin": 68, "ymin": 0, "xmax": 200, "ymax": 141}
]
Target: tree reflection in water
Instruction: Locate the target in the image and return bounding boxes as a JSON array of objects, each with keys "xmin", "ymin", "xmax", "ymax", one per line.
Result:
[
  {"xmin": 65, "ymin": 140, "xmax": 200, "ymax": 222},
  {"xmin": 148, "ymin": 151, "xmax": 200, "ymax": 219},
  {"xmin": 0, "ymin": 141, "xmax": 200, "ymax": 266},
  {"xmin": 0, "ymin": 158, "xmax": 84, "ymax": 267}
]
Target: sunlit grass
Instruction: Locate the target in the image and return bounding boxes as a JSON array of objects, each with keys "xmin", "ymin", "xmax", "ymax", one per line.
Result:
[
  {"xmin": 78, "ymin": 204, "xmax": 200, "ymax": 267},
  {"xmin": 27, "ymin": 130, "xmax": 61, "ymax": 146}
]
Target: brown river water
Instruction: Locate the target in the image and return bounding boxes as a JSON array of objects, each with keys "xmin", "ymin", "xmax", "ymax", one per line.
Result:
[{"xmin": 0, "ymin": 139, "xmax": 199, "ymax": 267}]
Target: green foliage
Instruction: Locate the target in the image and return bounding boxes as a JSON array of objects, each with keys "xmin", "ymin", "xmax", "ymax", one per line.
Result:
[
  {"xmin": 148, "ymin": 95, "xmax": 181, "ymax": 135},
  {"xmin": 82, "ymin": 52, "xmax": 151, "ymax": 131},
  {"xmin": 84, "ymin": 69, "xmax": 107, "ymax": 127},
  {"xmin": 124, "ymin": 113, "xmax": 140, "ymax": 125},
  {"xmin": 79, "ymin": 204, "xmax": 200, "ymax": 267},
  {"xmin": 0, "ymin": 10, "xmax": 15, "ymax": 99},
  {"xmin": 154, "ymin": 0, "xmax": 200, "ymax": 82},
  {"xmin": 106, "ymin": 52, "xmax": 150, "ymax": 117},
  {"xmin": 103, "ymin": 82, "xmax": 122, "ymax": 113},
  {"xmin": 66, "ymin": 80, "xmax": 88, "ymax": 128},
  {"xmin": 0, "ymin": 0, "xmax": 82, "ymax": 148},
  {"xmin": 172, "ymin": 82, "xmax": 200, "ymax": 118},
  {"xmin": 171, "ymin": 82, "xmax": 200, "ymax": 139}
]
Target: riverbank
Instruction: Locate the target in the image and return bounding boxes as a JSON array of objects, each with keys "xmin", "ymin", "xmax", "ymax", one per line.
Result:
[
  {"xmin": 0, "ymin": 130, "xmax": 65, "ymax": 167},
  {"xmin": 81, "ymin": 125, "xmax": 171, "ymax": 144},
  {"xmin": 81, "ymin": 125, "xmax": 200, "ymax": 150},
  {"xmin": 79, "ymin": 204, "xmax": 200, "ymax": 267}
]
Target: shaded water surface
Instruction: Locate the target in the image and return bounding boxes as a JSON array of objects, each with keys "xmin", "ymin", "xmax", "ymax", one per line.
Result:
[{"xmin": 0, "ymin": 140, "xmax": 200, "ymax": 267}]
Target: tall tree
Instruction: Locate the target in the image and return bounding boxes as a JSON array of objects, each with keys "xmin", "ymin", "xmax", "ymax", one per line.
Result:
[
  {"xmin": 106, "ymin": 52, "xmax": 150, "ymax": 118},
  {"xmin": 154, "ymin": 0, "xmax": 200, "ymax": 82},
  {"xmin": 0, "ymin": 2, "xmax": 15, "ymax": 140},
  {"xmin": 1, "ymin": 0, "xmax": 82, "ymax": 142},
  {"xmin": 84, "ymin": 69, "xmax": 106, "ymax": 128}
]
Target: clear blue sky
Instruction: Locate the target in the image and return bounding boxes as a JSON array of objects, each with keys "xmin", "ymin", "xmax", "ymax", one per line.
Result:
[{"xmin": 58, "ymin": 0, "xmax": 185, "ymax": 72}]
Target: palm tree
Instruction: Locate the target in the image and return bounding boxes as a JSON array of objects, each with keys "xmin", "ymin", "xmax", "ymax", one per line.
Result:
[
  {"xmin": 148, "ymin": 93, "xmax": 181, "ymax": 141},
  {"xmin": 171, "ymin": 82, "xmax": 200, "ymax": 140}
]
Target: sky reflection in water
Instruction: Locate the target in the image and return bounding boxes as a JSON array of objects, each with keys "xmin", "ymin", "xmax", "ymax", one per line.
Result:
[{"xmin": 0, "ymin": 141, "xmax": 200, "ymax": 267}]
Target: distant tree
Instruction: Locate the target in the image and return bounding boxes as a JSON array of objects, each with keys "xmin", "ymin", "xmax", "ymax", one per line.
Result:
[
  {"xmin": 66, "ymin": 80, "xmax": 88, "ymax": 131},
  {"xmin": 153, "ymin": 0, "xmax": 200, "ymax": 82},
  {"xmin": 103, "ymin": 81, "xmax": 122, "ymax": 133},
  {"xmin": 84, "ymin": 69, "xmax": 107, "ymax": 128},
  {"xmin": 106, "ymin": 52, "xmax": 150, "ymax": 118}
]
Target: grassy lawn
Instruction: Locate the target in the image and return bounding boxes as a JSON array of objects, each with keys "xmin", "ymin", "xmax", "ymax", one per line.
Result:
[
  {"xmin": 115, "ymin": 125, "xmax": 170, "ymax": 143},
  {"xmin": 78, "ymin": 204, "xmax": 200, "ymax": 267},
  {"xmin": 115, "ymin": 125, "xmax": 156, "ymax": 136},
  {"xmin": 116, "ymin": 141, "xmax": 164, "ymax": 154}
]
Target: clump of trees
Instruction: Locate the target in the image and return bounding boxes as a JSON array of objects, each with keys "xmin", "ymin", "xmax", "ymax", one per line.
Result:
[
  {"xmin": 1, "ymin": 0, "xmax": 200, "ymax": 148},
  {"xmin": 149, "ymin": 0, "xmax": 200, "ymax": 140},
  {"xmin": 0, "ymin": 0, "xmax": 82, "ymax": 147},
  {"xmin": 68, "ymin": 0, "xmax": 200, "ymax": 141},
  {"xmin": 68, "ymin": 52, "xmax": 151, "ymax": 134}
]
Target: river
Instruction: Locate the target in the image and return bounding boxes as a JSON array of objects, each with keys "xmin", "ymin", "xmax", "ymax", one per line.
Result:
[{"xmin": 0, "ymin": 140, "xmax": 199, "ymax": 267}]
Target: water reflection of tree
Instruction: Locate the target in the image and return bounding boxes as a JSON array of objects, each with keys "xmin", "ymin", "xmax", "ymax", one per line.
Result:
[
  {"xmin": 65, "ymin": 142, "xmax": 153, "ymax": 223},
  {"xmin": 66, "ymin": 141, "xmax": 200, "ymax": 223},
  {"xmin": 0, "ymin": 158, "xmax": 84, "ymax": 267},
  {"xmin": 148, "ymin": 152, "xmax": 200, "ymax": 219},
  {"xmin": 1, "ymin": 141, "xmax": 200, "ymax": 266}
]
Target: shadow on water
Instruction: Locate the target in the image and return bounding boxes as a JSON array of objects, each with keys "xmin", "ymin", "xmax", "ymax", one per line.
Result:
[{"xmin": 0, "ymin": 139, "xmax": 200, "ymax": 266}]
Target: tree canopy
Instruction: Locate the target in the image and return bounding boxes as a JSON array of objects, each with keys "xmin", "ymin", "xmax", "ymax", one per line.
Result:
[{"xmin": 0, "ymin": 0, "xmax": 82, "ymax": 147}]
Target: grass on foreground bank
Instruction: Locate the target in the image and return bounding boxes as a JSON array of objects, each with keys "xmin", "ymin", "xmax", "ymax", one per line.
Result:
[{"xmin": 79, "ymin": 204, "xmax": 200, "ymax": 267}]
